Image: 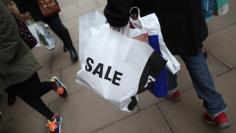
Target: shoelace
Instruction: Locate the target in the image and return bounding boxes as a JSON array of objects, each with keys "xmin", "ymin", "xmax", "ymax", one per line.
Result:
[{"xmin": 47, "ymin": 119, "xmax": 58, "ymax": 132}]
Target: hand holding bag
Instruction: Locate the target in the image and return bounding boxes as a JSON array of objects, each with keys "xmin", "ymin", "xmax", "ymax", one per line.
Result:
[
  {"xmin": 128, "ymin": 7, "xmax": 181, "ymax": 97},
  {"xmin": 77, "ymin": 11, "xmax": 166, "ymax": 112}
]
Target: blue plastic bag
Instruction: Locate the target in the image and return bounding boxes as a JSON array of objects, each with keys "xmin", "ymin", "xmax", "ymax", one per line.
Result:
[{"xmin": 148, "ymin": 35, "xmax": 168, "ymax": 97}]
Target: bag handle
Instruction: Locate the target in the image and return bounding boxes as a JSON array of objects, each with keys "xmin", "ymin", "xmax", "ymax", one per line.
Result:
[{"xmin": 130, "ymin": 7, "xmax": 140, "ymax": 20}]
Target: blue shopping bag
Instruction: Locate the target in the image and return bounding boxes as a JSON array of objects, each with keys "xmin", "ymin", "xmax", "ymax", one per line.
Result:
[
  {"xmin": 128, "ymin": 9, "xmax": 180, "ymax": 97},
  {"xmin": 148, "ymin": 35, "xmax": 168, "ymax": 97}
]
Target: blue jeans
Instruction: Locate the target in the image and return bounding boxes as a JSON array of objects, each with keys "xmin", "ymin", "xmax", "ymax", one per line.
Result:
[
  {"xmin": 201, "ymin": 0, "xmax": 216, "ymax": 20},
  {"xmin": 168, "ymin": 50, "xmax": 227, "ymax": 116}
]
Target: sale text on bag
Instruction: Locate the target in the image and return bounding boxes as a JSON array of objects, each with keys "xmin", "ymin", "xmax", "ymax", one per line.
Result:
[{"xmin": 85, "ymin": 57, "xmax": 123, "ymax": 86}]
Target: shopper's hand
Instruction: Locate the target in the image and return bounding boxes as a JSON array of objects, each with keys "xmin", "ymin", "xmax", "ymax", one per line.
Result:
[{"xmin": 20, "ymin": 12, "xmax": 32, "ymax": 21}]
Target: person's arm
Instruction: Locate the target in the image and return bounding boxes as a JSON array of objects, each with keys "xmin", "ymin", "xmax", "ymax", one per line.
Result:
[
  {"xmin": 104, "ymin": 0, "xmax": 133, "ymax": 27},
  {"xmin": 0, "ymin": 3, "xmax": 19, "ymax": 63}
]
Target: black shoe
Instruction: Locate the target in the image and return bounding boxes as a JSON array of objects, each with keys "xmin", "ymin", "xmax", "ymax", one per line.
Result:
[
  {"xmin": 50, "ymin": 76, "xmax": 68, "ymax": 98},
  {"xmin": 63, "ymin": 46, "xmax": 68, "ymax": 52},
  {"xmin": 7, "ymin": 93, "xmax": 16, "ymax": 106},
  {"xmin": 69, "ymin": 48, "xmax": 78, "ymax": 63}
]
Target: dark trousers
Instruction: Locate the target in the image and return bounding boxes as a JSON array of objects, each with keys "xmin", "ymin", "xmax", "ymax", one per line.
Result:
[
  {"xmin": 42, "ymin": 14, "xmax": 74, "ymax": 49},
  {"xmin": 5, "ymin": 73, "xmax": 54, "ymax": 120}
]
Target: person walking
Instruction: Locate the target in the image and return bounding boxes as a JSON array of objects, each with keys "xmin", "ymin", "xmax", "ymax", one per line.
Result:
[
  {"xmin": 104, "ymin": 0, "xmax": 230, "ymax": 129},
  {"xmin": 13, "ymin": 0, "xmax": 78, "ymax": 62},
  {"xmin": 0, "ymin": 1, "xmax": 68, "ymax": 132}
]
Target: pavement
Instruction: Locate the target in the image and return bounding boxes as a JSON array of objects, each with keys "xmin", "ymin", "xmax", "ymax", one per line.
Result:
[{"xmin": 0, "ymin": 0, "xmax": 236, "ymax": 133}]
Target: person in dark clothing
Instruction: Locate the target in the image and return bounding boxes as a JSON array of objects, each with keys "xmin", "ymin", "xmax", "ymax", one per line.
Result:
[
  {"xmin": 0, "ymin": 1, "xmax": 68, "ymax": 132},
  {"xmin": 104, "ymin": 0, "xmax": 230, "ymax": 129},
  {"xmin": 13, "ymin": 0, "xmax": 78, "ymax": 62}
]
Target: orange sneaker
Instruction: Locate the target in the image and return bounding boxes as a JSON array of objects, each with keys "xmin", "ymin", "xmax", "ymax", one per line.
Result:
[
  {"xmin": 50, "ymin": 77, "xmax": 68, "ymax": 97},
  {"xmin": 46, "ymin": 114, "xmax": 63, "ymax": 133}
]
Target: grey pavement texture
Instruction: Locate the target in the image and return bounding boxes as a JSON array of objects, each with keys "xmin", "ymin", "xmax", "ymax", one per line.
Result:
[{"xmin": 0, "ymin": 0, "xmax": 236, "ymax": 133}]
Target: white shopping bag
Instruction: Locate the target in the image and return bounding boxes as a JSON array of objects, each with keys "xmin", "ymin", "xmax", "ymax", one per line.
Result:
[
  {"xmin": 79, "ymin": 10, "xmax": 106, "ymax": 61},
  {"xmin": 129, "ymin": 12, "xmax": 181, "ymax": 74},
  {"xmin": 28, "ymin": 21, "xmax": 56, "ymax": 50},
  {"xmin": 77, "ymin": 12, "xmax": 166, "ymax": 111},
  {"xmin": 27, "ymin": 23, "xmax": 41, "ymax": 47}
]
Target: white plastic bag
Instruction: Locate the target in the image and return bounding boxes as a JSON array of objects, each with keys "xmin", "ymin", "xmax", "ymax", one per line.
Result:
[
  {"xmin": 27, "ymin": 21, "xmax": 56, "ymax": 50},
  {"xmin": 79, "ymin": 10, "xmax": 106, "ymax": 61},
  {"xmin": 129, "ymin": 12, "xmax": 181, "ymax": 74},
  {"xmin": 77, "ymin": 11, "xmax": 166, "ymax": 111}
]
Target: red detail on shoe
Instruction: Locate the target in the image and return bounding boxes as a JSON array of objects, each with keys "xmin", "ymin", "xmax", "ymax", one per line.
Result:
[
  {"xmin": 56, "ymin": 87, "xmax": 65, "ymax": 96},
  {"xmin": 47, "ymin": 119, "xmax": 58, "ymax": 133},
  {"xmin": 204, "ymin": 112, "xmax": 229, "ymax": 126},
  {"xmin": 168, "ymin": 90, "xmax": 181, "ymax": 101}
]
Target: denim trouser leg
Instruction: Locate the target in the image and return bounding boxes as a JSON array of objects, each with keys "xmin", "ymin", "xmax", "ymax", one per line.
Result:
[
  {"xmin": 201, "ymin": 0, "xmax": 216, "ymax": 19},
  {"xmin": 168, "ymin": 50, "xmax": 227, "ymax": 116}
]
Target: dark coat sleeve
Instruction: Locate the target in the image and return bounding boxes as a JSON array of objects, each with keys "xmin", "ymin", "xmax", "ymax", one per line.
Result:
[
  {"xmin": 0, "ymin": 2, "xmax": 18, "ymax": 63},
  {"xmin": 104, "ymin": 0, "xmax": 133, "ymax": 27},
  {"xmin": 13, "ymin": 0, "xmax": 28, "ymax": 13}
]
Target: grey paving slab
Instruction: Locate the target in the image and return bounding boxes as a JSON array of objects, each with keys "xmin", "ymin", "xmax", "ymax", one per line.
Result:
[
  {"xmin": 2, "ymin": 111, "xmax": 46, "ymax": 133},
  {"xmin": 68, "ymin": 26, "xmax": 79, "ymax": 43},
  {"xmin": 61, "ymin": 0, "xmax": 98, "ymax": 22},
  {"xmin": 60, "ymin": 0, "xmax": 79, "ymax": 8},
  {"xmin": 207, "ymin": 54, "xmax": 230, "ymax": 77},
  {"xmin": 158, "ymin": 90, "xmax": 212, "ymax": 133},
  {"xmin": 49, "ymin": 89, "xmax": 138, "ymax": 133},
  {"xmin": 207, "ymin": 0, "xmax": 236, "ymax": 34},
  {"xmin": 60, "ymin": 62, "xmax": 82, "ymax": 95},
  {"xmin": 96, "ymin": 0, "xmax": 107, "ymax": 6},
  {"xmin": 76, "ymin": 0, "xmax": 99, "ymax": 16},
  {"xmin": 0, "ymin": 94, "xmax": 34, "ymax": 124},
  {"xmin": 94, "ymin": 106, "xmax": 171, "ymax": 133},
  {"xmin": 37, "ymin": 55, "xmax": 53, "ymax": 79},
  {"xmin": 64, "ymin": 17, "xmax": 79, "ymax": 31},
  {"xmin": 31, "ymin": 46, "xmax": 51, "ymax": 59},
  {"xmin": 61, "ymin": 4, "xmax": 79, "ymax": 21},
  {"xmin": 51, "ymin": 49, "xmax": 73, "ymax": 72},
  {"xmin": 138, "ymin": 91, "xmax": 163, "ymax": 110},
  {"xmin": 205, "ymin": 24, "xmax": 236, "ymax": 68},
  {"xmin": 158, "ymin": 69, "xmax": 236, "ymax": 133}
]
